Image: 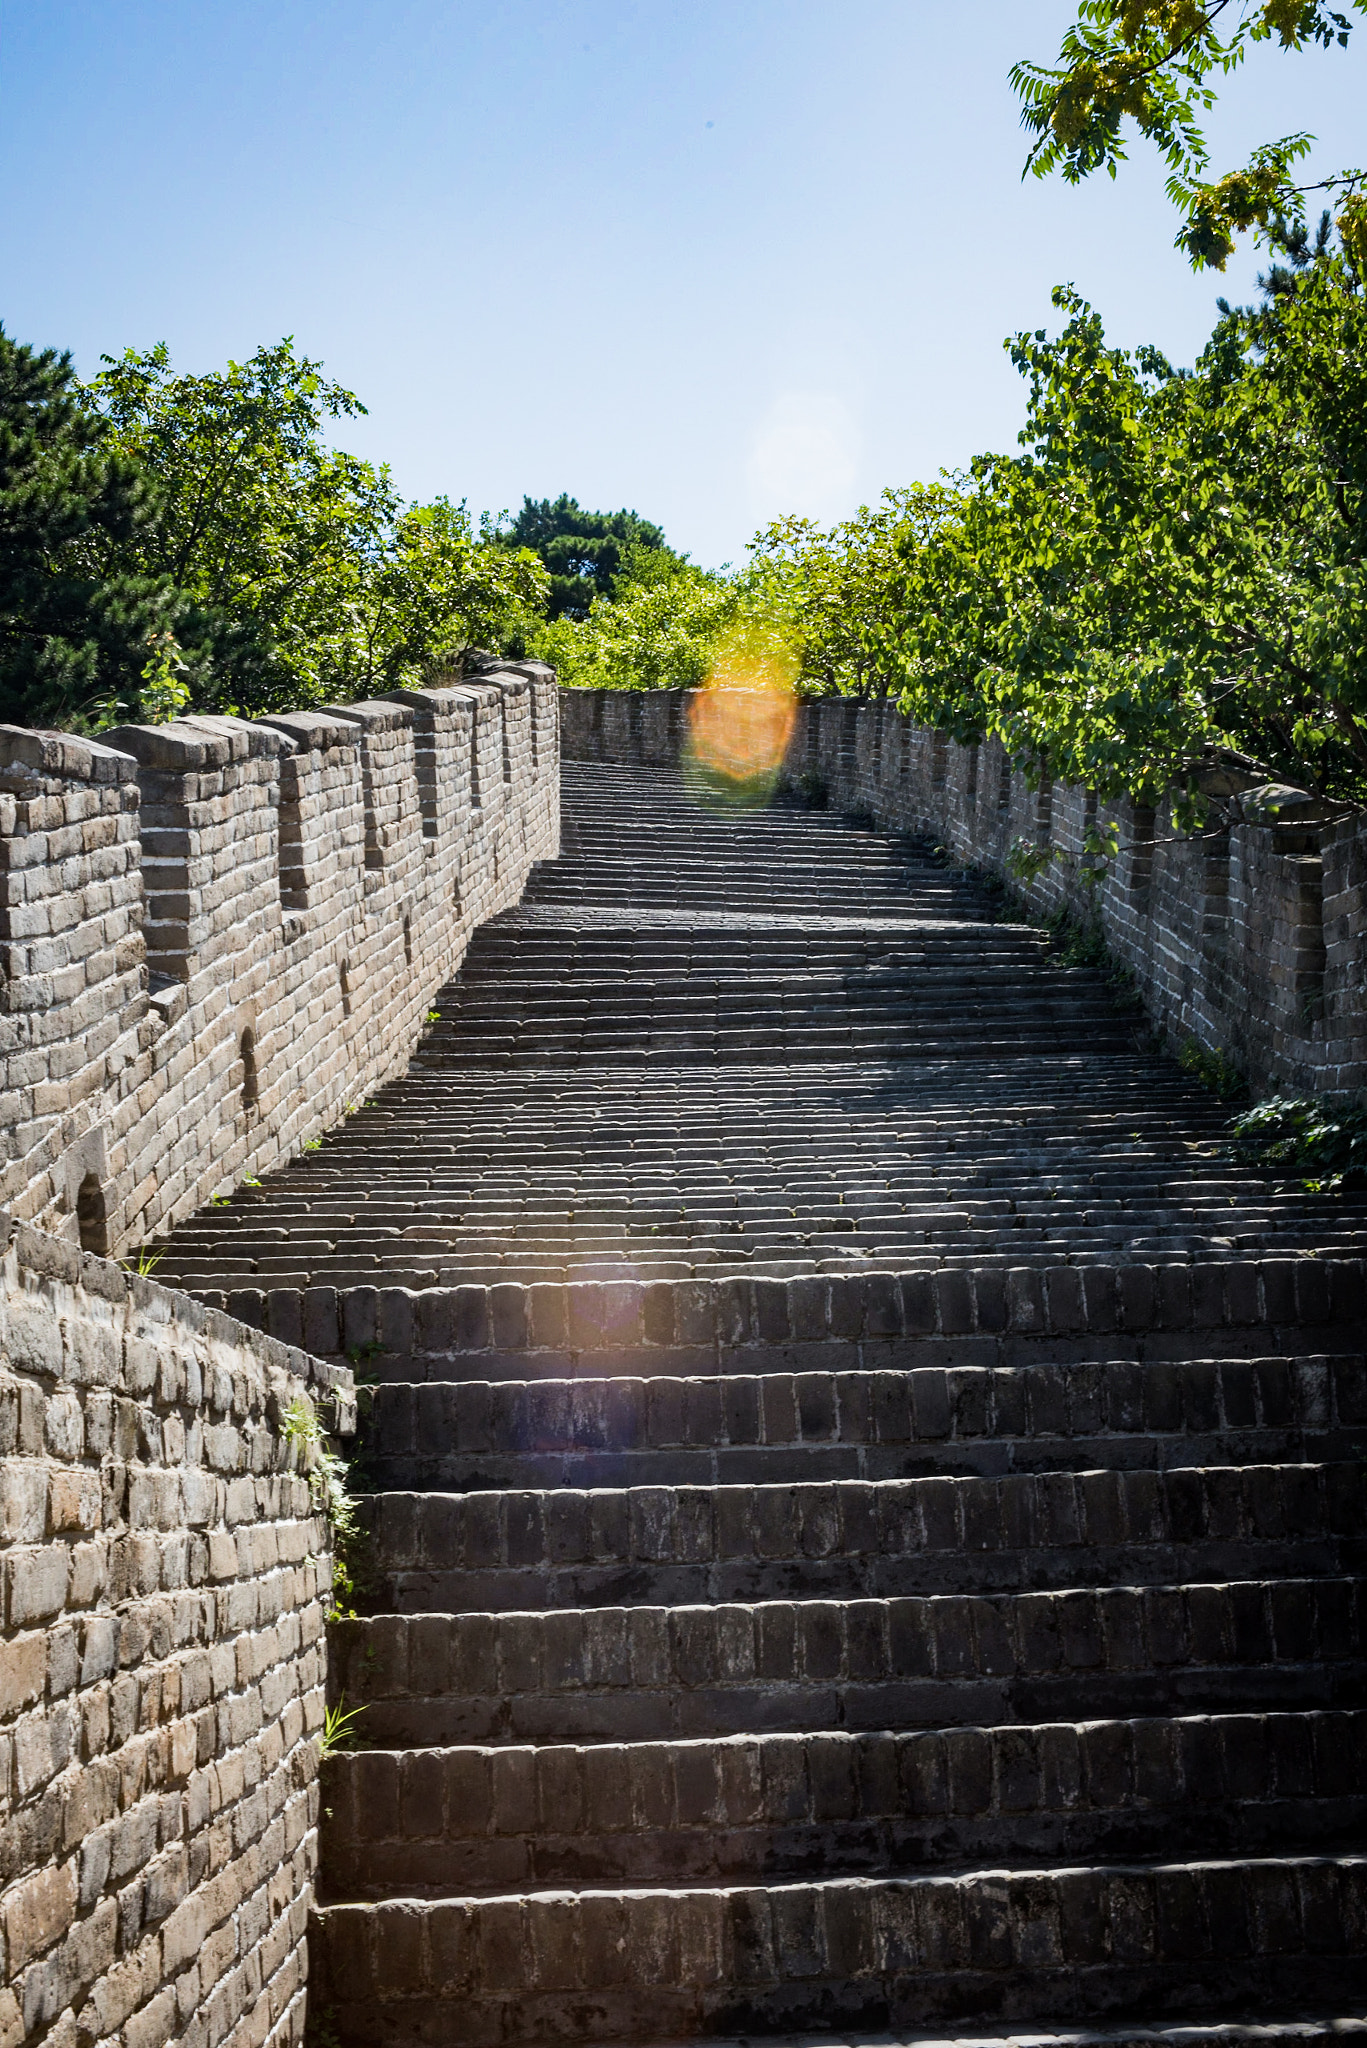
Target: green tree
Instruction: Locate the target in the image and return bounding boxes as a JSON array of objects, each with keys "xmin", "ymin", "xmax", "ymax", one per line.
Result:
[
  {"xmin": 502, "ymin": 494, "xmax": 678, "ymax": 620},
  {"xmin": 88, "ymin": 340, "xmax": 548, "ymax": 715},
  {"xmin": 533, "ymin": 544, "xmax": 742, "ymax": 689},
  {"xmin": 309, "ymin": 496, "xmax": 549, "ymax": 700},
  {"xmin": 0, "ymin": 324, "xmax": 175, "ymax": 728},
  {"xmin": 1012, "ymin": 0, "xmax": 1367, "ymax": 268},
  {"xmin": 862, "ymin": 232, "xmax": 1367, "ymax": 804},
  {"xmin": 748, "ymin": 490, "xmax": 961, "ymax": 698}
]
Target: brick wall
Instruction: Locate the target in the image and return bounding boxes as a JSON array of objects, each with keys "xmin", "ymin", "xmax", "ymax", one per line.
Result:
[
  {"xmin": 560, "ymin": 688, "xmax": 1367, "ymax": 1099},
  {"xmin": 0, "ymin": 1211, "xmax": 355, "ymax": 2048},
  {"xmin": 0, "ymin": 666, "xmax": 559, "ymax": 1257}
]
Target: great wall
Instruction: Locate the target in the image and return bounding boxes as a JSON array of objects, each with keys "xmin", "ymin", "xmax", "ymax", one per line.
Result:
[{"xmin": 2, "ymin": 676, "xmax": 1365, "ymax": 2047}]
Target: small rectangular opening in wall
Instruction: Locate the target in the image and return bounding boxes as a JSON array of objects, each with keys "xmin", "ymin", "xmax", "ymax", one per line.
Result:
[
  {"xmin": 140, "ymin": 835, "xmax": 194, "ymax": 982},
  {"xmin": 930, "ymin": 734, "xmax": 949, "ymax": 791},
  {"xmin": 77, "ymin": 1173, "xmax": 109, "ymax": 1255},
  {"xmin": 1035, "ymin": 774, "xmax": 1054, "ymax": 840},
  {"xmin": 1201, "ymin": 829, "xmax": 1231, "ymax": 948},
  {"xmin": 469, "ymin": 707, "xmax": 483, "ymax": 810},
  {"xmin": 997, "ymin": 751, "xmax": 1011, "ymax": 812},
  {"xmin": 1293, "ymin": 854, "xmax": 1327, "ymax": 1025},
  {"xmin": 360, "ymin": 745, "xmax": 382, "ymax": 870},
  {"xmin": 413, "ymin": 720, "xmax": 439, "ymax": 840},
  {"xmin": 239, "ymin": 1027, "xmax": 259, "ymax": 1114},
  {"xmin": 1081, "ymin": 789, "xmax": 1098, "ymax": 869},
  {"xmin": 964, "ymin": 743, "xmax": 979, "ymax": 802},
  {"xmin": 1129, "ymin": 804, "xmax": 1156, "ymax": 907},
  {"xmin": 278, "ymin": 764, "xmax": 309, "ymax": 909}
]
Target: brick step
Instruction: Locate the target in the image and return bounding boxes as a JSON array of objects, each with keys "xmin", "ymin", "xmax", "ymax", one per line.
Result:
[
  {"xmin": 242, "ymin": 1241, "xmax": 1346, "ymax": 1271},
  {"xmin": 307, "ymin": 1853, "xmax": 1367, "ymax": 2045},
  {"xmin": 167, "ymin": 1180, "xmax": 1252, "ymax": 1210},
  {"xmin": 303, "ymin": 1063, "xmax": 1230, "ymax": 1107},
  {"xmin": 455, "ymin": 933, "xmax": 1058, "ymax": 960},
  {"xmin": 165, "ymin": 1217, "xmax": 1317, "ymax": 1260},
  {"xmin": 525, "ymin": 870, "xmax": 964, "ymax": 893},
  {"xmin": 443, "ymin": 952, "xmax": 1093, "ymax": 978},
  {"xmin": 158, "ymin": 1200, "xmax": 1348, "ymax": 1244},
  {"xmin": 157, "ymin": 1235, "xmax": 1367, "ymax": 1304},
  {"xmin": 427, "ymin": 1018, "xmax": 1134, "ymax": 1047},
  {"xmin": 435, "ymin": 976, "xmax": 1117, "ymax": 1006},
  {"xmin": 156, "ymin": 1230, "xmax": 1366, "ymax": 1300},
  {"xmin": 158, "ymin": 1235, "xmax": 1366, "ymax": 1296},
  {"xmin": 522, "ymin": 2025, "xmax": 1367, "ymax": 2048},
  {"xmin": 179, "ymin": 1160, "xmax": 1246, "ymax": 1197},
  {"xmin": 356, "ymin": 1355, "xmax": 1367, "ymax": 1492},
  {"xmin": 458, "ymin": 953, "xmax": 1061, "ymax": 978},
  {"xmin": 359, "ymin": 1464, "xmax": 1363, "ymax": 1613},
  {"xmin": 319, "ymin": 1709, "xmax": 1367, "ymax": 1898},
  {"xmin": 300, "ymin": 2020, "xmax": 1367, "ymax": 2048},
  {"xmin": 327, "ymin": 1578, "xmax": 1366, "ymax": 1748},
  {"xmin": 516, "ymin": 897, "xmax": 983, "ymax": 921},
  {"xmin": 428, "ymin": 1038, "xmax": 1141, "ymax": 1066},
  {"xmin": 435, "ymin": 977, "xmax": 1118, "ymax": 1002},
  {"xmin": 243, "ymin": 1175, "xmax": 1308, "ymax": 1203},
  {"xmin": 178, "ymin": 1256, "xmax": 1367, "ymax": 1377}
]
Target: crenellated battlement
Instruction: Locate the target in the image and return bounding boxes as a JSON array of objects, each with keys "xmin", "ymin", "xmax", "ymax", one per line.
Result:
[{"xmin": 0, "ymin": 665, "xmax": 559, "ymax": 1258}]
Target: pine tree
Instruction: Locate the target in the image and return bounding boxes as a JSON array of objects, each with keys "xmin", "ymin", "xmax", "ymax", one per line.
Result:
[
  {"xmin": 502, "ymin": 494, "xmax": 675, "ymax": 621},
  {"xmin": 0, "ymin": 323, "xmax": 172, "ymax": 729}
]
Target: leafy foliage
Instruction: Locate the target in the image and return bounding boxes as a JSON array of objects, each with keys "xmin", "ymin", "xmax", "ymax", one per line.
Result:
[
  {"xmin": 0, "ymin": 324, "xmax": 177, "ymax": 728},
  {"xmin": 546, "ymin": 220, "xmax": 1367, "ymax": 813},
  {"xmin": 280, "ymin": 1393, "xmax": 365, "ymax": 1621},
  {"xmin": 1179, "ymin": 1036, "xmax": 1248, "ymax": 1097},
  {"xmin": 534, "ymin": 544, "xmax": 745, "ymax": 690},
  {"xmin": 844, "ymin": 232, "xmax": 1367, "ymax": 806},
  {"xmin": 1011, "ymin": 1, "xmax": 1367, "ymax": 268},
  {"xmin": 1229, "ymin": 1090, "xmax": 1367, "ymax": 1186},
  {"xmin": 501, "ymin": 494, "xmax": 679, "ymax": 621},
  {"xmin": 747, "ymin": 492, "xmax": 949, "ymax": 698},
  {"xmin": 87, "ymin": 340, "xmax": 548, "ymax": 718}
]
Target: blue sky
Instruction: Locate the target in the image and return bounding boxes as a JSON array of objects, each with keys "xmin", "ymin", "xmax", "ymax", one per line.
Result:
[{"xmin": 3, "ymin": 1, "xmax": 1364, "ymax": 566}]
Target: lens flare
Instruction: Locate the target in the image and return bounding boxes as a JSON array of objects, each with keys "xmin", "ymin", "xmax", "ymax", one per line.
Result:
[{"xmin": 685, "ymin": 626, "xmax": 798, "ymax": 807}]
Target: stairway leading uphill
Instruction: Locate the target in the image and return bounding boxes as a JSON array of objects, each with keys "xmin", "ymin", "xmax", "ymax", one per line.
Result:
[
  {"xmin": 155, "ymin": 767, "xmax": 1367, "ymax": 1295},
  {"xmin": 168, "ymin": 763, "xmax": 1367, "ymax": 2042}
]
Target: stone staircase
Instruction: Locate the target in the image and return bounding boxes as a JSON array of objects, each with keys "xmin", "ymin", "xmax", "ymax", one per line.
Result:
[
  {"xmin": 152, "ymin": 768, "xmax": 1367, "ymax": 1298},
  {"xmin": 157, "ymin": 763, "xmax": 1367, "ymax": 2042}
]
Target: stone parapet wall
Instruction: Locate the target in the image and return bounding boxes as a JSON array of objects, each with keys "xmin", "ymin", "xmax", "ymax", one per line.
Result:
[
  {"xmin": 0, "ymin": 666, "xmax": 559, "ymax": 1256},
  {"xmin": 0, "ymin": 1214, "xmax": 354, "ymax": 2048},
  {"xmin": 560, "ymin": 687, "xmax": 1367, "ymax": 1100}
]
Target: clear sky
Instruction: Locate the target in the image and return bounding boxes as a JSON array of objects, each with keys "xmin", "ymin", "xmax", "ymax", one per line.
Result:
[{"xmin": 3, "ymin": 2, "xmax": 1364, "ymax": 567}]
